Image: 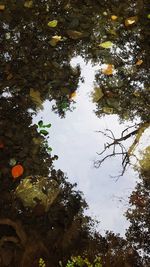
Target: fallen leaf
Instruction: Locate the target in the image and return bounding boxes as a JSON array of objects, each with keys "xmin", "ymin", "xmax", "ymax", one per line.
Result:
[
  {"xmin": 125, "ymin": 16, "xmax": 138, "ymax": 27},
  {"xmin": 92, "ymin": 87, "xmax": 104, "ymax": 102},
  {"xmin": 136, "ymin": 59, "xmax": 143, "ymax": 66},
  {"xmin": 30, "ymin": 88, "xmax": 43, "ymax": 108},
  {"xmin": 66, "ymin": 30, "xmax": 83, "ymax": 40},
  {"xmin": 24, "ymin": 1, "xmax": 33, "ymax": 8},
  {"xmin": 47, "ymin": 20, "xmax": 58, "ymax": 27},
  {"xmin": 98, "ymin": 41, "xmax": 113, "ymax": 49},
  {"xmin": 40, "ymin": 129, "xmax": 49, "ymax": 136},
  {"xmin": 9, "ymin": 158, "xmax": 17, "ymax": 166},
  {"xmin": 11, "ymin": 164, "xmax": 24, "ymax": 180},
  {"xmin": 0, "ymin": 5, "xmax": 5, "ymax": 10},
  {"xmin": 102, "ymin": 107, "xmax": 114, "ymax": 114},
  {"xmin": 111, "ymin": 15, "xmax": 118, "ymax": 21},
  {"xmin": 69, "ymin": 91, "xmax": 77, "ymax": 99},
  {"xmin": 49, "ymin": 35, "xmax": 62, "ymax": 46},
  {"xmin": 102, "ymin": 64, "xmax": 114, "ymax": 75}
]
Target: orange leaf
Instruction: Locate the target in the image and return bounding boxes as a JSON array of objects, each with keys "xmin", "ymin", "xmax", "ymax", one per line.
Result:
[
  {"xmin": 11, "ymin": 164, "xmax": 24, "ymax": 179},
  {"xmin": 102, "ymin": 64, "xmax": 114, "ymax": 75},
  {"xmin": 69, "ymin": 91, "xmax": 77, "ymax": 99},
  {"xmin": 136, "ymin": 59, "xmax": 143, "ymax": 66}
]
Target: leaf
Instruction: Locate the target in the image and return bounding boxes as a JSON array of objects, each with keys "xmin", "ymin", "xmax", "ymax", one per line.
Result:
[
  {"xmin": 40, "ymin": 129, "xmax": 49, "ymax": 136},
  {"xmin": 9, "ymin": 158, "xmax": 17, "ymax": 166},
  {"xmin": 47, "ymin": 147, "xmax": 52, "ymax": 152},
  {"xmin": 30, "ymin": 88, "xmax": 43, "ymax": 108},
  {"xmin": 147, "ymin": 14, "xmax": 150, "ymax": 19},
  {"xmin": 0, "ymin": 4, "xmax": 5, "ymax": 10},
  {"xmin": 47, "ymin": 20, "xmax": 58, "ymax": 27},
  {"xmin": 92, "ymin": 87, "xmax": 104, "ymax": 102},
  {"xmin": 102, "ymin": 107, "xmax": 114, "ymax": 114},
  {"xmin": 136, "ymin": 59, "xmax": 143, "ymax": 66},
  {"xmin": 98, "ymin": 41, "xmax": 113, "ymax": 49},
  {"xmin": 24, "ymin": 1, "xmax": 33, "ymax": 8},
  {"xmin": 69, "ymin": 91, "xmax": 77, "ymax": 99},
  {"xmin": 38, "ymin": 120, "xmax": 43, "ymax": 127},
  {"xmin": 102, "ymin": 64, "xmax": 114, "ymax": 75},
  {"xmin": 66, "ymin": 30, "xmax": 84, "ymax": 40},
  {"xmin": 49, "ymin": 35, "xmax": 62, "ymax": 46},
  {"xmin": 42, "ymin": 123, "xmax": 51, "ymax": 128},
  {"xmin": 125, "ymin": 16, "xmax": 138, "ymax": 27},
  {"xmin": 11, "ymin": 164, "xmax": 24, "ymax": 180},
  {"xmin": 111, "ymin": 15, "xmax": 118, "ymax": 21}
]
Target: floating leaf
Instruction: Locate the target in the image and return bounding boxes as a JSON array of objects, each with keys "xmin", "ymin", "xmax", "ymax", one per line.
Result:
[
  {"xmin": 92, "ymin": 87, "xmax": 104, "ymax": 102},
  {"xmin": 9, "ymin": 158, "xmax": 17, "ymax": 166},
  {"xmin": 125, "ymin": 16, "xmax": 138, "ymax": 27},
  {"xmin": 47, "ymin": 20, "xmax": 58, "ymax": 28},
  {"xmin": 102, "ymin": 107, "xmax": 114, "ymax": 114},
  {"xmin": 42, "ymin": 123, "xmax": 51, "ymax": 128},
  {"xmin": 38, "ymin": 120, "xmax": 43, "ymax": 127},
  {"xmin": 102, "ymin": 64, "xmax": 114, "ymax": 75},
  {"xmin": 136, "ymin": 59, "xmax": 143, "ymax": 66},
  {"xmin": 66, "ymin": 30, "xmax": 83, "ymax": 40},
  {"xmin": 47, "ymin": 147, "xmax": 52, "ymax": 152},
  {"xmin": 111, "ymin": 15, "xmax": 118, "ymax": 21},
  {"xmin": 98, "ymin": 41, "xmax": 113, "ymax": 49},
  {"xmin": 24, "ymin": 1, "xmax": 33, "ymax": 8},
  {"xmin": 30, "ymin": 88, "xmax": 43, "ymax": 108},
  {"xmin": 69, "ymin": 91, "xmax": 77, "ymax": 99},
  {"xmin": 0, "ymin": 4, "xmax": 5, "ymax": 10},
  {"xmin": 40, "ymin": 129, "xmax": 49, "ymax": 136},
  {"xmin": 11, "ymin": 164, "xmax": 24, "ymax": 180},
  {"xmin": 49, "ymin": 35, "xmax": 62, "ymax": 46}
]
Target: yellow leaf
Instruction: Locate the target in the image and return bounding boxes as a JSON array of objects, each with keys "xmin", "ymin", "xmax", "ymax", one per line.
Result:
[
  {"xmin": 111, "ymin": 15, "xmax": 118, "ymax": 21},
  {"xmin": 69, "ymin": 91, "xmax": 77, "ymax": 99},
  {"xmin": 136, "ymin": 59, "xmax": 143, "ymax": 66},
  {"xmin": 49, "ymin": 35, "xmax": 62, "ymax": 46},
  {"xmin": 125, "ymin": 16, "xmax": 138, "ymax": 27},
  {"xmin": 30, "ymin": 88, "xmax": 43, "ymax": 108},
  {"xmin": 102, "ymin": 107, "xmax": 114, "ymax": 114},
  {"xmin": 47, "ymin": 20, "xmax": 58, "ymax": 27},
  {"xmin": 0, "ymin": 4, "xmax": 5, "ymax": 10},
  {"xmin": 92, "ymin": 87, "xmax": 104, "ymax": 102},
  {"xmin": 98, "ymin": 41, "xmax": 113, "ymax": 49},
  {"xmin": 102, "ymin": 64, "xmax": 114, "ymax": 75},
  {"xmin": 66, "ymin": 30, "xmax": 83, "ymax": 40},
  {"xmin": 24, "ymin": 1, "xmax": 33, "ymax": 8}
]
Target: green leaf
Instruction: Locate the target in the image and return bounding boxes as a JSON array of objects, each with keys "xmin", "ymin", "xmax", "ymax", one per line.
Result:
[
  {"xmin": 47, "ymin": 20, "xmax": 58, "ymax": 27},
  {"xmin": 147, "ymin": 14, "xmax": 150, "ymax": 19},
  {"xmin": 38, "ymin": 120, "xmax": 43, "ymax": 127},
  {"xmin": 40, "ymin": 129, "xmax": 49, "ymax": 136},
  {"xmin": 47, "ymin": 147, "xmax": 52, "ymax": 152},
  {"xmin": 42, "ymin": 123, "xmax": 51, "ymax": 128},
  {"xmin": 98, "ymin": 41, "xmax": 113, "ymax": 49}
]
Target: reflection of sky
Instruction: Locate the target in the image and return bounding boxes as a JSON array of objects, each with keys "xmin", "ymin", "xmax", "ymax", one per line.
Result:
[{"xmin": 33, "ymin": 57, "xmax": 140, "ymax": 236}]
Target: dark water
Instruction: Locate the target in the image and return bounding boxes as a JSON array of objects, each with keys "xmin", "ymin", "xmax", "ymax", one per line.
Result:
[{"xmin": 0, "ymin": 1, "xmax": 149, "ymax": 267}]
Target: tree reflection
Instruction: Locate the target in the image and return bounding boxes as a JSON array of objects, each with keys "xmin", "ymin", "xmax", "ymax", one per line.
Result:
[{"xmin": 0, "ymin": 0, "xmax": 150, "ymax": 266}]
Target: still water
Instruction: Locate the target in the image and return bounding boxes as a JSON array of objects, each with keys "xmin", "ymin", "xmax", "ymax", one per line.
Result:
[
  {"xmin": 0, "ymin": 0, "xmax": 150, "ymax": 266},
  {"xmin": 34, "ymin": 56, "xmax": 141, "ymax": 235}
]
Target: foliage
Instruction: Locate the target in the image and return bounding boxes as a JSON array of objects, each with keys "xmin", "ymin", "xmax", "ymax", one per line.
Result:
[{"xmin": 62, "ymin": 256, "xmax": 102, "ymax": 267}]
